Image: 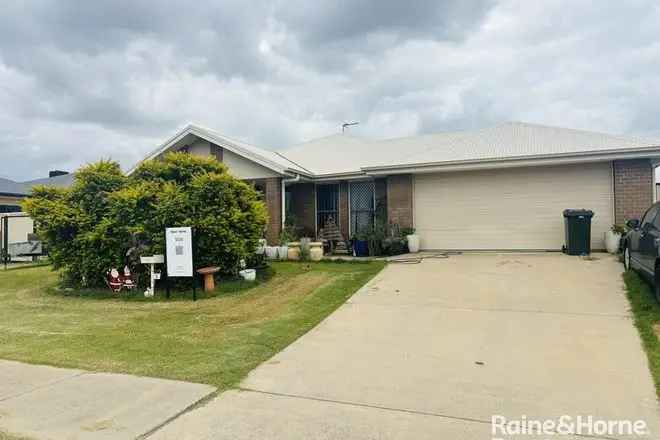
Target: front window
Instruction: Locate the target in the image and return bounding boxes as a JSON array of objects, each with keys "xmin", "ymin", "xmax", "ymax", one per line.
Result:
[{"xmin": 316, "ymin": 184, "xmax": 339, "ymax": 232}]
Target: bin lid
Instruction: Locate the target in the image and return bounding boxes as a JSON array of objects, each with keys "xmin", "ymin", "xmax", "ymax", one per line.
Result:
[{"xmin": 563, "ymin": 209, "xmax": 594, "ymax": 218}]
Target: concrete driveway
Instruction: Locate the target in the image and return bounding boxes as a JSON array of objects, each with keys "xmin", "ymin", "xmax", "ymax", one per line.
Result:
[{"xmin": 152, "ymin": 253, "xmax": 660, "ymax": 439}]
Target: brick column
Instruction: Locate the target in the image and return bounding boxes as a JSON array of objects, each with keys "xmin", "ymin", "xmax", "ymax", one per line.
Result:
[
  {"xmin": 289, "ymin": 183, "xmax": 316, "ymax": 237},
  {"xmin": 386, "ymin": 174, "xmax": 413, "ymax": 230},
  {"xmin": 263, "ymin": 177, "xmax": 282, "ymax": 244},
  {"xmin": 339, "ymin": 182, "xmax": 349, "ymax": 239},
  {"xmin": 375, "ymin": 178, "xmax": 387, "ymax": 223},
  {"xmin": 613, "ymin": 159, "xmax": 653, "ymax": 224}
]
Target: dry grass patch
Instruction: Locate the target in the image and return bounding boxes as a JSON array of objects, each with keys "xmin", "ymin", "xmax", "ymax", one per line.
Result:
[{"xmin": 0, "ymin": 261, "xmax": 384, "ymax": 390}]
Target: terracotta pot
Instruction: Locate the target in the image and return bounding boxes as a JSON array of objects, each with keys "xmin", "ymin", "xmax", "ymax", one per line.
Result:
[
  {"xmin": 287, "ymin": 242, "xmax": 301, "ymax": 260},
  {"xmin": 309, "ymin": 242, "xmax": 324, "ymax": 261}
]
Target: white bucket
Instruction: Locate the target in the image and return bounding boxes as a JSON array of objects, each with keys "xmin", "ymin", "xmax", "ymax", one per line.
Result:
[{"xmin": 239, "ymin": 269, "xmax": 256, "ymax": 281}]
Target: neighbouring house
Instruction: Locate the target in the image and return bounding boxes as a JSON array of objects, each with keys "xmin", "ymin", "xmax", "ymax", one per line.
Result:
[
  {"xmin": 0, "ymin": 171, "xmax": 74, "ymax": 213},
  {"xmin": 0, "ymin": 171, "xmax": 74, "ymax": 256},
  {"xmin": 134, "ymin": 122, "xmax": 660, "ymax": 251}
]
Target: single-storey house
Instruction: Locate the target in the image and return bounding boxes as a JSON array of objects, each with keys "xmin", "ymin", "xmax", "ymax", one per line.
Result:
[
  {"xmin": 133, "ymin": 121, "xmax": 660, "ymax": 251},
  {"xmin": 0, "ymin": 172, "xmax": 73, "ymax": 213}
]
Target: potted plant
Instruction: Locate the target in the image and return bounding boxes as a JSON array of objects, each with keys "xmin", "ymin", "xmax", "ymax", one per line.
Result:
[
  {"xmin": 366, "ymin": 222, "xmax": 386, "ymax": 256},
  {"xmin": 278, "ymin": 229, "xmax": 295, "ymax": 260},
  {"xmin": 605, "ymin": 224, "xmax": 625, "ymax": 254},
  {"xmin": 351, "ymin": 231, "xmax": 370, "ymax": 257},
  {"xmin": 264, "ymin": 239, "xmax": 279, "ymax": 260},
  {"xmin": 401, "ymin": 227, "xmax": 419, "ymax": 253}
]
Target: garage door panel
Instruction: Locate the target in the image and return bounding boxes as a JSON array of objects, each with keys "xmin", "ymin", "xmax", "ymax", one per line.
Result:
[{"xmin": 413, "ymin": 163, "xmax": 613, "ymax": 250}]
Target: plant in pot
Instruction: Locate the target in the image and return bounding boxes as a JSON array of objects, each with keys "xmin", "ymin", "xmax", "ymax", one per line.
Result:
[
  {"xmin": 264, "ymin": 235, "xmax": 279, "ymax": 260},
  {"xmin": 277, "ymin": 228, "xmax": 292, "ymax": 260},
  {"xmin": 351, "ymin": 230, "xmax": 370, "ymax": 257},
  {"xmin": 366, "ymin": 222, "xmax": 386, "ymax": 257},
  {"xmin": 605, "ymin": 223, "xmax": 626, "ymax": 254},
  {"xmin": 278, "ymin": 229, "xmax": 295, "ymax": 260},
  {"xmin": 401, "ymin": 227, "xmax": 420, "ymax": 253}
]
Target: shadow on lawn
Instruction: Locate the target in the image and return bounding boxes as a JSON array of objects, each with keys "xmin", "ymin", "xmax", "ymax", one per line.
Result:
[{"xmin": 46, "ymin": 265, "xmax": 276, "ymax": 302}]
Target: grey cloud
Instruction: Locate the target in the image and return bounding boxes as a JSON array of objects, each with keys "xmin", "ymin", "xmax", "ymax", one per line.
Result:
[{"xmin": 1, "ymin": 0, "xmax": 660, "ymax": 182}]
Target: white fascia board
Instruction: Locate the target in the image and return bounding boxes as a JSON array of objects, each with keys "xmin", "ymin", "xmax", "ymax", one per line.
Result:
[
  {"xmin": 127, "ymin": 124, "xmax": 305, "ymax": 177},
  {"xmin": 306, "ymin": 172, "xmax": 368, "ymax": 182},
  {"xmin": 187, "ymin": 126, "xmax": 290, "ymax": 175},
  {"xmin": 362, "ymin": 148, "xmax": 660, "ymax": 176}
]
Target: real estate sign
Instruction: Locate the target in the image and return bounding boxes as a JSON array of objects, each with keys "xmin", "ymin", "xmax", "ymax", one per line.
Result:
[{"xmin": 165, "ymin": 227, "xmax": 193, "ymax": 277}]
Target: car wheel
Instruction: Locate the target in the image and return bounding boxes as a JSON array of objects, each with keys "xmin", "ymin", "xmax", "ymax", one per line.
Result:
[{"xmin": 623, "ymin": 246, "xmax": 632, "ymax": 271}]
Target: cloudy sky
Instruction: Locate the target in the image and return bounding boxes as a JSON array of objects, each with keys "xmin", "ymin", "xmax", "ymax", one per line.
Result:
[{"xmin": 1, "ymin": 0, "xmax": 660, "ymax": 181}]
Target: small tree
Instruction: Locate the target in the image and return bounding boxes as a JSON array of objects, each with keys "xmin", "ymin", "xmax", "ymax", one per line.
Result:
[{"xmin": 25, "ymin": 153, "xmax": 267, "ymax": 288}]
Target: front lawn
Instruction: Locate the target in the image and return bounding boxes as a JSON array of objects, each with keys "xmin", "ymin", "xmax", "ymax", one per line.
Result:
[
  {"xmin": 623, "ymin": 270, "xmax": 660, "ymax": 397},
  {"xmin": 0, "ymin": 261, "xmax": 384, "ymax": 391}
]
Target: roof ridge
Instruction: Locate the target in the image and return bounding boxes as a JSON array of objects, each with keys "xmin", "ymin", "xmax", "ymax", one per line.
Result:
[{"xmin": 500, "ymin": 120, "xmax": 660, "ymax": 143}]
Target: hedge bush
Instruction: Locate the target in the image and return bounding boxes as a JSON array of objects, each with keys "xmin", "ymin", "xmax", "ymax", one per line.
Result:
[{"xmin": 24, "ymin": 153, "xmax": 267, "ymax": 287}]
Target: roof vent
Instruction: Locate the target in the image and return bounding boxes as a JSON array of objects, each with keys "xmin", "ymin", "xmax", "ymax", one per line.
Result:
[{"xmin": 49, "ymin": 170, "xmax": 69, "ymax": 178}]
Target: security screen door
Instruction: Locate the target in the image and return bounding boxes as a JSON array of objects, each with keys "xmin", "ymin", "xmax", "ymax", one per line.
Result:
[
  {"xmin": 316, "ymin": 184, "xmax": 339, "ymax": 232},
  {"xmin": 350, "ymin": 181, "xmax": 375, "ymax": 235}
]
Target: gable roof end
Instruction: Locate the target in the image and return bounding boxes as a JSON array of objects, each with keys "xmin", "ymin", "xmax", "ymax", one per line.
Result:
[{"xmin": 128, "ymin": 124, "xmax": 312, "ymax": 176}]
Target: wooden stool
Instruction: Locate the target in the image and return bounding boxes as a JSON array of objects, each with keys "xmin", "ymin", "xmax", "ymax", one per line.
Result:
[{"xmin": 197, "ymin": 266, "xmax": 220, "ymax": 292}]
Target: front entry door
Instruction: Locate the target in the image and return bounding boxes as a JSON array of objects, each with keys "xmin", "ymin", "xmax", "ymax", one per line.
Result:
[{"xmin": 350, "ymin": 181, "xmax": 374, "ymax": 236}]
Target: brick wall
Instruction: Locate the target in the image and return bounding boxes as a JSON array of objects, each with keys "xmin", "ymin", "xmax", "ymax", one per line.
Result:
[
  {"xmin": 387, "ymin": 174, "xmax": 413, "ymax": 230},
  {"xmin": 339, "ymin": 182, "xmax": 349, "ymax": 239},
  {"xmin": 262, "ymin": 177, "xmax": 282, "ymax": 244},
  {"xmin": 289, "ymin": 183, "xmax": 316, "ymax": 237},
  {"xmin": 613, "ymin": 159, "xmax": 653, "ymax": 224},
  {"xmin": 375, "ymin": 178, "xmax": 387, "ymax": 223}
]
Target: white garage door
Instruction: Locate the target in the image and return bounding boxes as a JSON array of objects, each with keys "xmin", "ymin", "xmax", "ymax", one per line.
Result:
[{"xmin": 413, "ymin": 162, "xmax": 614, "ymax": 250}]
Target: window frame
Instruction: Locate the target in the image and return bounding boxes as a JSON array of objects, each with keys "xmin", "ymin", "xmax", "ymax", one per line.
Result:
[{"xmin": 315, "ymin": 183, "xmax": 340, "ymax": 233}]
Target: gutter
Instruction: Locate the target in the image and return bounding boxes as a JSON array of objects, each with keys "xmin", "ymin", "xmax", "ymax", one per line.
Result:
[
  {"xmin": 361, "ymin": 147, "xmax": 660, "ymax": 176},
  {"xmin": 0, "ymin": 192, "xmax": 27, "ymax": 198},
  {"xmin": 281, "ymin": 174, "xmax": 301, "ymax": 228}
]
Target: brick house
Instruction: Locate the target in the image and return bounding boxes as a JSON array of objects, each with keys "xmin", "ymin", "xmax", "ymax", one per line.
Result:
[{"xmin": 133, "ymin": 122, "xmax": 660, "ymax": 251}]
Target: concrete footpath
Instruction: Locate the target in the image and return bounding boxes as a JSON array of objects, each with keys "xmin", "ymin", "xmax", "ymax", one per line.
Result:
[
  {"xmin": 0, "ymin": 360, "xmax": 215, "ymax": 439},
  {"xmin": 151, "ymin": 254, "xmax": 660, "ymax": 439}
]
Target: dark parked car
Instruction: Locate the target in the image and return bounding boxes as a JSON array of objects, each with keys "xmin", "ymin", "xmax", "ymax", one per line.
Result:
[{"xmin": 623, "ymin": 201, "xmax": 660, "ymax": 301}]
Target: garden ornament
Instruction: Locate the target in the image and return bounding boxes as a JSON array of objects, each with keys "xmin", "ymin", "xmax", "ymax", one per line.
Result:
[
  {"xmin": 122, "ymin": 265, "xmax": 136, "ymax": 290},
  {"xmin": 106, "ymin": 268, "xmax": 123, "ymax": 293}
]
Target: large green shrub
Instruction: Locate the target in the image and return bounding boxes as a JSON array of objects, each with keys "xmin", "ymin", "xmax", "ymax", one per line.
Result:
[{"xmin": 24, "ymin": 153, "xmax": 267, "ymax": 287}]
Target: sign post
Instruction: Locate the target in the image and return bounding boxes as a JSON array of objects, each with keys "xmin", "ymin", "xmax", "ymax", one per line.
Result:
[{"xmin": 165, "ymin": 227, "xmax": 196, "ymax": 300}]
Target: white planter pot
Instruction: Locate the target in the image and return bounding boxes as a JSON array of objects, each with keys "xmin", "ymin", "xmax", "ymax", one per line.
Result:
[
  {"xmin": 277, "ymin": 246, "xmax": 289, "ymax": 260},
  {"xmin": 406, "ymin": 234, "xmax": 420, "ymax": 253},
  {"xmin": 265, "ymin": 246, "xmax": 279, "ymax": 260},
  {"xmin": 255, "ymin": 239, "xmax": 267, "ymax": 255},
  {"xmin": 604, "ymin": 231, "xmax": 621, "ymax": 254},
  {"xmin": 239, "ymin": 269, "xmax": 256, "ymax": 281}
]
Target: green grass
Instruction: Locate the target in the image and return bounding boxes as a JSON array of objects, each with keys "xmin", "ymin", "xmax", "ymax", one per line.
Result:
[
  {"xmin": 0, "ymin": 261, "xmax": 384, "ymax": 391},
  {"xmin": 623, "ymin": 270, "xmax": 660, "ymax": 397}
]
